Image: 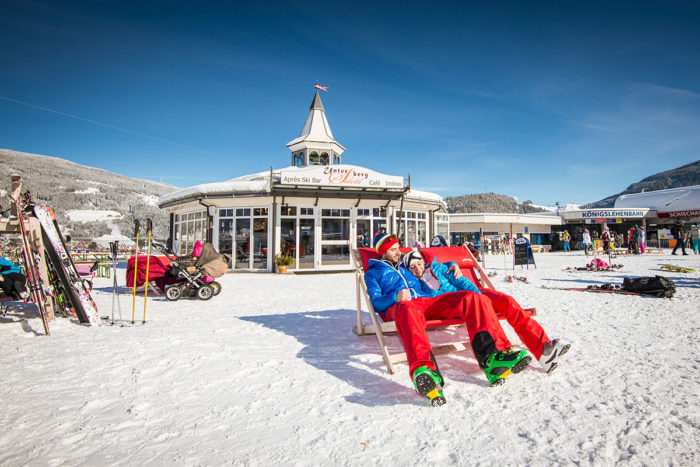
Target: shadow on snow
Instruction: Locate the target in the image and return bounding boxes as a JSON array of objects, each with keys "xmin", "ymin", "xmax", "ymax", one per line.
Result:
[{"xmin": 240, "ymin": 308, "xmax": 490, "ymax": 407}]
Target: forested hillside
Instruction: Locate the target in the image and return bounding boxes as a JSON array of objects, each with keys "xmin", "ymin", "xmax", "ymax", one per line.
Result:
[
  {"xmin": 444, "ymin": 192, "xmax": 549, "ymax": 214},
  {"xmin": 583, "ymin": 160, "xmax": 700, "ymax": 208},
  {"xmin": 0, "ymin": 149, "xmax": 176, "ymax": 240}
]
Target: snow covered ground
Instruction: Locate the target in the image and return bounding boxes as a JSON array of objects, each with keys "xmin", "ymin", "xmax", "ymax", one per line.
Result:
[{"xmin": 1, "ymin": 250, "xmax": 698, "ymax": 465}]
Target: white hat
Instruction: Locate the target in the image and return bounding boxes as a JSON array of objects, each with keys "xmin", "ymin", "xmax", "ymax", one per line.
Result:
[{"xmin": 401, "ymin": 248, "xmax": 423, "ymax": 269}]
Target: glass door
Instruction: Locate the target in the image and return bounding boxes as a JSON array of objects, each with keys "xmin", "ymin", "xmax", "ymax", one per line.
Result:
[
  {"xmin": 235, "ymin": 217, "xmax": 251, "ymax": 270},
  {"xmin": 320, "ymin": 209, "xmax": 350, "ymax": 268},
  {"xmin": 299, "ymin": 218, "xmax": 315, "ymax": 269}
]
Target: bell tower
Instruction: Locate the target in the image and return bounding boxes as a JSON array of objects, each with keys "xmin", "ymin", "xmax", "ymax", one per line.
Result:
[{"xmin": 287, "ymin": 91, "xmax": 346, "ymax": 167}]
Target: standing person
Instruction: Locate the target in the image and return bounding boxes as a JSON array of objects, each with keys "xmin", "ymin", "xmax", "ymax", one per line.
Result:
[
  {"xmin": 601, "ymin": 228, "xmax": 612, "ymax": 253},
  {"xmin": 671, "ymin": 221, "xmax": 688, "ymax": 255},
  {"xmin": 364, "ymin": 233, "xmax": 532, "ymax": 404},
  {"xmin": 631, "ymin": 225, "xmax": 641, "ymax": 254},
  {"xmin": 593, "ymin": 230, "xmax": 600, "ymax": 251},
  {"xmin": 582, "ymin": 229, "xmax": 592, "ymax": 255},
  {"xmin": 402, "ymin": 250, "xmax": 570, "ymax": 374},
  {"xmin": 638, "ymin": 226, "xmax": 646, "ymax": 254},
  {"xmin": 627, "ymin": 227, "xmax": 635, "ymax": 253},
  {"xmin": 690, "ymin": 224, "xmax": 700, "ymax": 254},
  {"xmin": 561, "ymin": 230, "xmax": 571, "ymax": 252}
]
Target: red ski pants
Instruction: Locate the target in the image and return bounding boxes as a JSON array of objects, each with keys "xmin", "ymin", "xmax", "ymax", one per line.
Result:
[
  {"xmin": 479, "ymin": 289, "xmax": 549, "ymax": 360},
  {"xmin": 384, "ymin": 291, "xmax": 511, "ymax": 378}
]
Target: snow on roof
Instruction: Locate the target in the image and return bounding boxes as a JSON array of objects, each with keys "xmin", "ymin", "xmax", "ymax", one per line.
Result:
[
  {"xmin": 159, "ymin": 165, "xmax": 422, "ymax": 206},
  {"xmin": 406, "ymin": 188, "xmax": 444, "ymax": 205},
  {"xmin": 158, "ymin": 178, "xmax": 270, "ymax": 205},
  {"xmin": 614, "ymin": 185, "xmax": 700, "ymax": 214}
]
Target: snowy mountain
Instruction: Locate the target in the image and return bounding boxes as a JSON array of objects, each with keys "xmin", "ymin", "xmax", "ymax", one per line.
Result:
[
  {"xmin": 0, "ymin": 149, "xmax": 177, "ymax": 241},
  {"xmin": 584, "ymin": 159, "xmax": 700, "ymax": 208}
]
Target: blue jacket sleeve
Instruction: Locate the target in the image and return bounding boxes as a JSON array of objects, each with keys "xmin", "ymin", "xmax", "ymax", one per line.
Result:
[
  {"xmin": 364, "ymin": 270, "xmax": 397, "ymax": 313},
  {"xmin": 442, "ymin": 261, "xmax": 481, "ymax": 294}
]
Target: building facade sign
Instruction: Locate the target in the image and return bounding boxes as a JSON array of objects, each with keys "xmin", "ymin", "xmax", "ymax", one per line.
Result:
[
  {"xmin": 278, "ymin": 165, "xmax": 404, "ymax": 189},
  {"xmin": 560, "ymin": 208, "xmax": 649, "ymax": 220},
  {"xmin": 657, "ymin": 209, "xmax": 700, "ymax": 218}
]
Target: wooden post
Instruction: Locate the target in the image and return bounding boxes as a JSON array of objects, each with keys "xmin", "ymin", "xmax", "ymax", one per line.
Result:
[{"xmin": 10, "ymin": 175, "xmax": 21, "ymax": 218}]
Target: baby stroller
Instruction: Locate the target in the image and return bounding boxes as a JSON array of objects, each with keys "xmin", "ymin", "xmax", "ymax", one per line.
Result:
[{"xmin": 161, "ymin": 242, "xmax": 230, "ymax": 301}]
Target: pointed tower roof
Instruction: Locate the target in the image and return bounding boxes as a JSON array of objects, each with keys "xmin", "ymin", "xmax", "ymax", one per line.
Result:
[
  {"xmin": 309, "ymin": 91, "xmax": 325, "ymax": 111},
  {"xmin": 287, "ymin": 92, "xmax": 346, "ymax": 152}
]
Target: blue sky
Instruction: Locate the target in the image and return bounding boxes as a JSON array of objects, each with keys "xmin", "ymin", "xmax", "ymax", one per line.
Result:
[{"xmin": 2, "ymin": 1, "xmax": 699, "ymax": 205}]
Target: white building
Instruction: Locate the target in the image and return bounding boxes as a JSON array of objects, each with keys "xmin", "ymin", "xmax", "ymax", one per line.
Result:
[{"xmin": 158, "ymin": 92, "xmax": 449, "ymax": 272}]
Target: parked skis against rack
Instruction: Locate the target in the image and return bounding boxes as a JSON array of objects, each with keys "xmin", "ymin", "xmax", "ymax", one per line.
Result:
[
  {"xmin": 13, "ymin": 194, "xmax": 50, "ymax": 334},
  {"xmin": 32, "ymin": 203, "xmax": 101, "ymax": 325}
]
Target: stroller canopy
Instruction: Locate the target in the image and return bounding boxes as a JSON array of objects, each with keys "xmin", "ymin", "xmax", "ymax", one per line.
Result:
[{"xmin": 194, "ymin": 243, "xmax": 230, "ymax": 278}]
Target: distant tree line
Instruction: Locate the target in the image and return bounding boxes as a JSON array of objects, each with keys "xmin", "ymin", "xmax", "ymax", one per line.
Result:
[{"xmin": 444, "ymin": 192, "xmax": 549, "ymax": 214}]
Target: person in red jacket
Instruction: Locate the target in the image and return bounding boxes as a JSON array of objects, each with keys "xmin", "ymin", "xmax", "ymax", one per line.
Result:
[{"xmin": 364, "ymin": 233, "xmax": 532, "ymax": 406}]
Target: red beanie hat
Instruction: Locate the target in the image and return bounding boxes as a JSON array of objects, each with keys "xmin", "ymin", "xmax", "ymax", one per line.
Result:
[{"xmin": 374, "ymin": 233, "xmax": 399, "ymax": 256}]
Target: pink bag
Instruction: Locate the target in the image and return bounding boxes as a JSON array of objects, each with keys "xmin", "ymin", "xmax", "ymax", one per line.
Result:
[{"xmin": 588, "ymin": 258, "xmax": 609, "ymax": 269}]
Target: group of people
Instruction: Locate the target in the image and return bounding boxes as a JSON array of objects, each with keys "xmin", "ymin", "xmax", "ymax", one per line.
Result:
[
  {"xmin": 364, "ymin": 233, "xmax": 570, "ymax": 406},
  {"xmin": 671, "ymin": 220, "xmax": 699, "ymax": 255},
  {"xmin": 594, "ymin": 225, "xmax": 646, "ymax": 254}
]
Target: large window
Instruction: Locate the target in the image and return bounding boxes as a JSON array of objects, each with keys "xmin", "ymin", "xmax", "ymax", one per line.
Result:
[
  {"xmin": 174, "ymin": 210, "xmax": 207, "ymax": 255},
  {"xmin": 396, "ymin": 210, "xmax": 427, "ymax": 247},
  {"xmin": 356, "ymin": 207, "xmax": 388, "ymax": 248},
  {"xmin": 435, "ymin": 213, "xmax": 449, "ymax": 244},
  {"xmin": 218, "ymin": 207, "xmax": 269, "ymax": 270},
  {"xmin": 321, "ymin": 209, "xmax": 350, "ymax": 266},
  {"xmin": 281, "ymin": 206, "xmax": 315, "ymax": 270},
  {"xmin": 322, "ymin": 209, "xmax": 350, "ymax": 241}
]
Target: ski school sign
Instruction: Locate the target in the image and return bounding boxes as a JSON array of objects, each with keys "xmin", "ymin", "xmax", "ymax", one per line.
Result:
[
  {"xmin": 277, "ymin": 165, "xmax": 404, "ymax": 189},
  {"xmin": 657, "ymin": 209, "xmax": 700, "ymax": 218}
]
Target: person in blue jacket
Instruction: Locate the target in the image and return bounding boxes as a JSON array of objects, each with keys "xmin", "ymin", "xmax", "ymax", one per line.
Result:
[
  {"xmin": 402, "ymin": 249, "xmax": 570, "ymax": 374},
  {"xmin": 0, "ymin": 248, "xmax": 29, "ymax": 301},
  {"xmin": 364, "ymin": 233, "xmax": 532, "ymax": 405}
]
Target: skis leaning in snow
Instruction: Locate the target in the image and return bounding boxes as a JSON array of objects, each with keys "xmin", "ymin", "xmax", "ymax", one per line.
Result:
[
  {"xmin": 33, "ymin": 204, "xmax": 101, "ymax": 325},
  {"xmin": 15, "ymin": 195, "xmax": 50, "ymax": 335}
]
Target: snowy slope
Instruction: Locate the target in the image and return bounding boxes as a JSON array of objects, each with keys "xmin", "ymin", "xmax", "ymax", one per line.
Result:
[{"xmin": 0, "ymin": 251, "xmax": 698, "ymax": 465}]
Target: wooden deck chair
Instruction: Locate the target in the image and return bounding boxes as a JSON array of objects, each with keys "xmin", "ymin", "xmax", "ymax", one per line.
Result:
[{"xmin": 352, "ymin": 245, "xmax": 536, "ymax": 374}]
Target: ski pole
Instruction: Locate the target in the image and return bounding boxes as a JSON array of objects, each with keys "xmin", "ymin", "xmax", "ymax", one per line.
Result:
[
  {"xmin": 131, "ymin": 219, "xmax": 140, "ymax": 325},
  {"xmin": 110, "ymin": 241, "xmax": 122, "ymax": 325},
  {"xmin": 142, "ymin": 219, "xmax": 152, "ymax": 324}
]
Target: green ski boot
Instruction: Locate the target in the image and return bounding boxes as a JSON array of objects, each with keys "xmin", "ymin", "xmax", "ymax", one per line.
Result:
[
  {"xmin": 483, "ymin": 349, "xmax": 532, "ymax": 386},
  {"xmin": 412, "ymin": 366, "xmax": 446, "ymax": 406}
]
